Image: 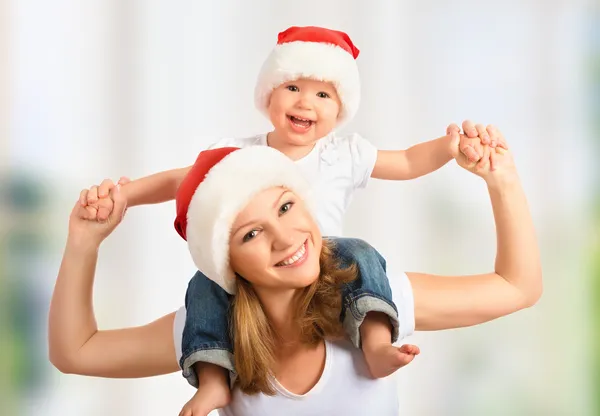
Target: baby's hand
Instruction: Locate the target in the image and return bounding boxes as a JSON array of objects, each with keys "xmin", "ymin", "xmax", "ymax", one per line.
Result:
[
  {"xmin": 448, "ymin": 121, "xmax": 508, "ymax": 167},
  {"xmin": 457, "ymin": 120, "xmax": 508, "ymax": 150},
  {"xmin": 449, "ymin": 124, "xmax": 509, "ymax": 174},
  {"xmin": 79, "ymin": 177, "xmax": 130, "ymax": 222}
]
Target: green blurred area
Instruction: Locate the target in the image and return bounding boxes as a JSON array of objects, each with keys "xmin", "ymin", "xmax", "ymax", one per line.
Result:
[
  {"xmin": 593, "ymin": 100, "xmax": 600, "ymax": 414},
  {"xmin": 591, "ymin": 13, "xmax": 600, "ymax": 415},
  {"xmin": 0, "ymin": 174, "xmax": 50, "ymax": 415},
  {"xmin": 593, "ymin": 214, "xmax": 600, "ymax": 416}
]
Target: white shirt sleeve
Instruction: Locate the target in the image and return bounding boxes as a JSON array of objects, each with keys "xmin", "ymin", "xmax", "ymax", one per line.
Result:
[
  {"xmin": 347, "ymin": 133, "xmax": 378, "ymax": 189},
  {"xmin": 173, "ymin": 305, "xmax": 186, "ymax": 367},
  {"xmin": 206, "ymin": 137, "xmax": 237, "ymax": 150},
  {"xmin": 390, "ymin": 272, "xmax": 416, "ymax": 342},
  {"xmin": 206, "ymin": 134, "xmax": 264, "ymax": 150}
]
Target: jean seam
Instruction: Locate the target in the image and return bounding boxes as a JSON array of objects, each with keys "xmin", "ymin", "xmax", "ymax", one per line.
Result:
[
  {"xmin": 180, "ymin": 344, "xmax": 233, "ymax": 369},
  {"xmin": 342, "ymin": 297, "xmax": 400, "ymax": 348},
  {"xmin": 180, "ymin": 347, "xmax": 236, "ymax": 389},
  {"xmin": 344, "ymin": 291, "xmax": 398, "ymax": 320}
]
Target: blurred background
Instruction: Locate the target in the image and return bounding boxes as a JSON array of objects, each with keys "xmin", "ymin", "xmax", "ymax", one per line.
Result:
[{"xmin": 1, "ymin": 0, "xmax": 598, "ymax": 415}]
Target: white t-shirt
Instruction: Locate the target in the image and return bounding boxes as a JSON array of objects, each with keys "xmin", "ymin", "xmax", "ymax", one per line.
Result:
[
  {"xmin": 173, "ymin": 272, "xmax": 415, "ymax": 415},
  {"xmin": 207, "ymin": 132, "xmax": 378, "ymax": 237}
]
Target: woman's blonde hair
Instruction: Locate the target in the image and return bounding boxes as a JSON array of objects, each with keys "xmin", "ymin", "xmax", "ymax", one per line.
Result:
[{"xmin": 231, "ymin": 239, "xmax": 357, "ymax": 395}]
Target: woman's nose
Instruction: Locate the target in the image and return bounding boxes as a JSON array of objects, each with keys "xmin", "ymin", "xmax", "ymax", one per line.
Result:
[{"xmin": 272, "ymin": 226, "xmax": 295, "ymax": 251}]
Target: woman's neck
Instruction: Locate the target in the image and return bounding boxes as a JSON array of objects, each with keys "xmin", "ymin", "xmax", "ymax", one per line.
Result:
[
  {"xmin": 255, "ymin": 287, "xmax": 327, "ymax": 395},
  {"xmin": 256, "ymin": 287, "xmax": 303, "ymax": 344}
]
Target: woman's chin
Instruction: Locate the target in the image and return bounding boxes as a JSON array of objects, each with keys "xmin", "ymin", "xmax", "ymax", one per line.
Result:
[
  {"xmin": 292, "ymin": 263, "xmax": 321, "ymax": 288},
  {"xmin": 272, "ymin": 266, "xmax": 320, "ymax": 290}
]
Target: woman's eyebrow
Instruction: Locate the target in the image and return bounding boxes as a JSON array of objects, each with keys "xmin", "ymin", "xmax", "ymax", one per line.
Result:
[
  {"xmin": 232, "ymin": 190, "xmax": 291, "ymax": 236},
  {"xmin": 273, "ymin": 190, "xmax": 291, "ymax": 209}
]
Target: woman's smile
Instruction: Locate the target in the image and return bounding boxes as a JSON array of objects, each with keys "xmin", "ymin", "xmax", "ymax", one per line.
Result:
[{"xmin": 275, "ymin": 240, "xmax": 308, "ymax": 268}]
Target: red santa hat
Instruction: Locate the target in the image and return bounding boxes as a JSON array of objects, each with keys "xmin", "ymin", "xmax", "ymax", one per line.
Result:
[
  {"xmin": 174, "ymin": 146, "xmax": 314, "ymax": 294},
  {"xmin": 254, "ymin": 26, "xmax": 361, "ymax": 127}
]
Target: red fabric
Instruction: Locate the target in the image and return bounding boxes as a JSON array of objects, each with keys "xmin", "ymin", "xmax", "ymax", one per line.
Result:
[
  {"xmin": 277, "ymin": 26, "xmax": 360, "ymax": 59},
  {"xmin": 174, "ymin": 147, "xmax": 240, "ymax": 240}
]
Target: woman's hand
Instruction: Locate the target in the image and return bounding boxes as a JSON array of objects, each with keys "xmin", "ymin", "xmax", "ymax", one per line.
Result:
[{"xmin": 68, "ymin": 181, "xmax": 127, "ymax": 249}]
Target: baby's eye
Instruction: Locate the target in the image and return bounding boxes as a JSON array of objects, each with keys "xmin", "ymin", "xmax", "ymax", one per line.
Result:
[
  {"xmin": 317, "ymin": 92, "xmax": 330, "ymax": 98},
  {"xmin": 287, "ymin": 85, "xmax": 299, "ymax": 92}
]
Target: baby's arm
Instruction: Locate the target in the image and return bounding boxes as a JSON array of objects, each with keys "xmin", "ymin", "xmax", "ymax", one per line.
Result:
[
  {"xmin": 121, "ymin": 166, "xmax": 191, "ymax": 207},
  {"xmin": 371, "ymin": 121, "xmax": 505, "ymax": 181},
  {"xmin": 81, "ymin": 166, "xmax": 191, "ymax": 221}
]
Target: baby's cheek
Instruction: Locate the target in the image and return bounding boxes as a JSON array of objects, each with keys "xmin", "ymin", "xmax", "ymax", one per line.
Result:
[{"xmin": 327, "ymin": 105, "xmax": 341, "ymax": 120}]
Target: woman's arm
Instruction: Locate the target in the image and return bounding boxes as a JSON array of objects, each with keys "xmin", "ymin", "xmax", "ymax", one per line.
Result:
[
  {"xmin": 409, "ymin": 127, "xmax": 542, "ymax": 331},
  {"xmin": 49, "ymin": 190, "xmax": 180, "ymax": 377},
  {"xmin": 410, "ymin": 178, "xmax": 542, "ymax": 330}
]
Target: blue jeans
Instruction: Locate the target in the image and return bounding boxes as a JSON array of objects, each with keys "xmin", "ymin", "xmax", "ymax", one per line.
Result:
[{"xmin": 180, "ymin": 237, "xmax": 399, "ymax": 388}]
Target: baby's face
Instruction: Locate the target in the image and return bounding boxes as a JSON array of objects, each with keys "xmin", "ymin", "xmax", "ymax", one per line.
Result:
[{"xmin": 267, "ymin": 78, "xmax": 341, "ymax": 148}]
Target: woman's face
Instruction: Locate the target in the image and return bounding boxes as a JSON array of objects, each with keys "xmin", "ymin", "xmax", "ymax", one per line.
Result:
[{"xmin": 229, "ymin": 187, "xmax": 322, "ymax": 291}]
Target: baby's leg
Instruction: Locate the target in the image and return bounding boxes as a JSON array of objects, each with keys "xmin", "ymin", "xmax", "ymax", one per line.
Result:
[
  {"xmin": 331, "ymin": 237, "xmax": 419, "ymax": 378},
  {"xmin": 179, "ymin": 271, "xmax": 234, "ymax": 414},
  {"xmin": 179, "ymin": 363, "xmax": 230, "ymax": 416},
  {"xmin": 360, "ymin": 312, "xmax": 420, "ymax": 378}
]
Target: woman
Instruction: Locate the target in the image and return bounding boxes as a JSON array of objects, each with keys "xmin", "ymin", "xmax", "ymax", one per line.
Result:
[{"xmin": 48, "ymin": 127, "xmax": 542, "ymax": 415}]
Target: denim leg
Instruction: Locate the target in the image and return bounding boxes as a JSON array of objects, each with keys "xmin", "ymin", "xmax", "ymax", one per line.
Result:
[
  {"xmin": 181, "ymin": 270, "xmax": 235, "ymax": 388},
  {"xmin": 328, "ymin": 237, "xmax": 399, "ymax": 348}
]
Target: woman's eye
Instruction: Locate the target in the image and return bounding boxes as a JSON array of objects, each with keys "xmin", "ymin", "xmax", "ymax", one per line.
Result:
[
  {"xmin": 279, "ymin": 202, "xmax": 294, "ymax": 215},
  {"xmin": 243, "ymin": 230, "xmax": 258, "ymax": 243},
  {"xmin": 287, "ymin": 85, "xmax": 299, "ymax": 92},
  {"xmin": 317, "ymin": 92, "xmax": 330, "ymax": 98}
]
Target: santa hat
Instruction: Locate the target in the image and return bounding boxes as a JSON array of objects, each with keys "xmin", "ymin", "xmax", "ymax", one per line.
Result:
[
  {"xmin": 174, "ymin": 146, "xmax": 314, "ymax": 294},
  {"xmin": 254, "ymin": 26, "xmax": 361, "ymax": 127}
]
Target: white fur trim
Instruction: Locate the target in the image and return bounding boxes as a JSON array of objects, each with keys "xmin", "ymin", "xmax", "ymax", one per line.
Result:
[
  {"xmin": 186, "ymin": 146, "xmax": 315, "ymax": 294},
  {"xmin": 254, "ymin": 41, "xmax": 360, "ymax": 127}
]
